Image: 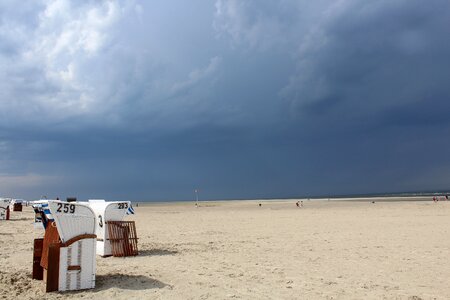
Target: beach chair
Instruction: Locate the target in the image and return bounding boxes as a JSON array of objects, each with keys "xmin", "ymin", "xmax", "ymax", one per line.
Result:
[
  {"xmin": 12, "ymin": 199, "xmax": 24, "ymax": 211},
  {"xmin": 0, "ymin": 198, "xmax": 11, "ymax": 220},
  {"xmin": 32, "ymin": 200, "xmax": 97, "ymax": 292},
  {"xmin": 88, "ymin": 200, "xmax": 138, "ymax": 257}
]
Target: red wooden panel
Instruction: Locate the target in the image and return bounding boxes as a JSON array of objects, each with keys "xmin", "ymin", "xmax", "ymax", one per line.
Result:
[
  {"xmin": 33, "ymin": 238, "xmax": 44, "ymax": 280},
  {"xmin": 41, "ymin": 222, "xmax": 61, "ymax": 269},
  {"xmin": 46, "ymin": 243, "xmax": 60, "ymax": 292}
]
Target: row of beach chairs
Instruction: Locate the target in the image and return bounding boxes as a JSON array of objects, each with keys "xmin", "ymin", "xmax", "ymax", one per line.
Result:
[{"xmin": 29, "ymin": 199, "xmax": 138, "ymax": 292}]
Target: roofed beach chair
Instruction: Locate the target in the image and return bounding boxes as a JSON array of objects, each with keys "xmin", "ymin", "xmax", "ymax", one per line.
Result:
[
  {"xmin": 88, "ymin": 199, "xmax": 138, "ymax": 257},
  {"xmin": 32, "ymin": 200, "xmax": 97, "ymax": 292}
]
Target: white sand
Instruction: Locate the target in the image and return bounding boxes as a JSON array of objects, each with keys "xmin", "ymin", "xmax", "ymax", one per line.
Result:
[{"xmin": 1, "ymin": 198, "xmax": 450, "ymax": 299}]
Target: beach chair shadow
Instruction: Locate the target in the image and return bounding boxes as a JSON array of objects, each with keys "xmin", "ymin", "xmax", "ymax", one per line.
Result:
[
  {"xmin": 138, "ymin": 249, "xmax": 178, "ymax": 256},
  {"xmin": 8, "ymin": 217, "xmax": 32, "ymax": 221},
  {"xmin": 0, "ymin": 232, "xmax": 14, "ymax": 236},
  {"xmin": 95, "ymin": 273, "xmax": 168, "ymax": 290}
]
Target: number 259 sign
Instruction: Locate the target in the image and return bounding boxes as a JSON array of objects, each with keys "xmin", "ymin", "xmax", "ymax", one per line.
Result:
[{"xmin": 56, "ymin": 203, "xmax": 76, "ymax": 214}]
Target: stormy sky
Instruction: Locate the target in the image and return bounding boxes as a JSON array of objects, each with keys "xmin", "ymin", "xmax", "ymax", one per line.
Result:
[{"xmin": 1, "ymin": 0, "xmax": 450, "ymax": 201}]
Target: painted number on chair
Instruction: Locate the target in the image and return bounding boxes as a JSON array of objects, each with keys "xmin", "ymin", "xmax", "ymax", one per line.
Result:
[
  {"xmin": 118, "ymin": 203, "xmax": 128, "ymax": 209},
  {"xmin": 56, "ymin": 203, "xmax": 76, "ymax": 213}
]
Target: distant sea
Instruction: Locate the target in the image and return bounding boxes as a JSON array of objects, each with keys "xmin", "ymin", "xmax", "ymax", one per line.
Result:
[
  {"xmin": 308, "ymin": 190, "xmax": 450, "ymax": 200},
  {"xmin": 132, "ymin": 190, "xmax": 450, "ymax": 203}
]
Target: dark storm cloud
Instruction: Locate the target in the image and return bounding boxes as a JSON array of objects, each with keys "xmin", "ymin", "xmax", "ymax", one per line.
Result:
[
  {"xmin": 1, "ymin": 0, "xmax": 449, "ymax": 199},
  {"xmin": 284, "ymin": 0, "xmax": 450, "ymax": 124},
  {"xmin": 280, "ymin": 1, "xmax": 450, "ymax": 193}
]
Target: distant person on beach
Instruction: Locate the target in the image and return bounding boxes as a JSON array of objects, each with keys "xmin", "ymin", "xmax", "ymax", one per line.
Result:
[
  {"xmin": 296, "ymin": 201, "xmax": 299, "ymax": 207},
  {"xmin": 300, "ymin": 201, "xmax": 304, "ymax": 207},
  {"xmin": 433, "ymin": 196, "xmax": 437, "ymax": 202}
]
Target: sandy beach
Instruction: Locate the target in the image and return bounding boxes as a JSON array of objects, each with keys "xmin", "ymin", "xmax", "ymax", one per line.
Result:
[{"xmin": 1, "ymin": 198, "xmax": 450, "ymax": 299}]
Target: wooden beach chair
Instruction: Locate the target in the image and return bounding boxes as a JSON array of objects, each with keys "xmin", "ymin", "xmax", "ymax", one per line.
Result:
[
  {"xmin": 0, "ymin": 198, "xmax": 10, "ymax": 220},
  {"xmin": 32, "ymin": 201, "xmax": 97, "ymax": 292},
  {"xmin": 88, "ymin": 200, "xmax": 138, "ymax": 257}
]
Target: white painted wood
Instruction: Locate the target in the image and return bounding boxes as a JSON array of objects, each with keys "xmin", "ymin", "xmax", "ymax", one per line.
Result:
[
  {"xmin": 48, "ymin": 201, "xmax": 96, "ymax": 243},
  {"xmin": 58, "ymin": 238, "xmax": 96, "ymax": 291}
]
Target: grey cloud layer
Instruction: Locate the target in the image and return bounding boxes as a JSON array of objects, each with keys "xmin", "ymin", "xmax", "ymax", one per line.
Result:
[{"xmin": 0, "ymin": 1, "xmax": 225, "ymax": 131}]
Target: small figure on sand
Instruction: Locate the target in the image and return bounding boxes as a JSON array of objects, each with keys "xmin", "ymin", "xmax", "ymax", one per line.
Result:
[
  {"xmin": 433, "ymin": 196, "xmax": 437, "ymax": 202},
  {"xmin": 296, "ymin": 201, "xmax": 299, "ymax": 207},
  {"xmin": 258, "ymin": 203, "xmax": 262, "ymax": 207}
]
